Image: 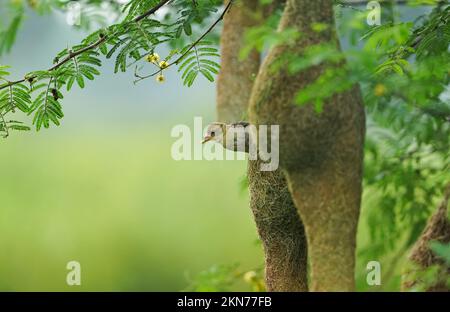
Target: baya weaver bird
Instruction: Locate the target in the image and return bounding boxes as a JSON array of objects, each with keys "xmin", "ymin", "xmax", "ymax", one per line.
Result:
[{"xmin": 202, "ymin": 121, "xmax": 252, "ymax": 152}]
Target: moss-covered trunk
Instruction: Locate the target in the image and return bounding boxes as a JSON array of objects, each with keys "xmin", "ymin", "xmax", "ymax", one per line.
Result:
[
  {"xmin": 248, "ymin": 0, "xmax": 366, "ymax": 291},
  {"xmin": 402, "ymin": 184, "xmax": 450, "ymax": 291},
  {"xmin": 216, "ymin": 0, "xmax": 308, "ymax": 291},
  {"xmin": 217, "ymin": 0, "xmax": 260, "ymax": 123}
]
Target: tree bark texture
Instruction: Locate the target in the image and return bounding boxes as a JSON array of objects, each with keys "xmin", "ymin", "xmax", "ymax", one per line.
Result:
[
  {"xmin": 217, "ymin": 0, "xmax": 260, "ymax": 123},
  {"xmin": 248, "ymin": 0, "xmax": 366, "ymax": 291},
  {"xmin": 402, "ymin": 184, "xmax": 450, "ymax": 292},
  {"xmin": 216, "ymin": 0, "xmax": 308, "ymax": 291}
]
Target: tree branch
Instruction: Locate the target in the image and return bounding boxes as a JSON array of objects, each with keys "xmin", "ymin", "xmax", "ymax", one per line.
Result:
[
  {"xmin": 0, "ymin": 0, "xmax": 171, "ymax": 91},
  {"xmin": 134, "ymin": 0, "xmax": 234, "ymax": 83}
]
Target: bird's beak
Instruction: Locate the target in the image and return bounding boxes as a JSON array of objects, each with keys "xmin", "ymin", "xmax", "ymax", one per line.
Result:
[{"xmin": 202, "ymin": 136, "xmax": 212, "ymax": 144}]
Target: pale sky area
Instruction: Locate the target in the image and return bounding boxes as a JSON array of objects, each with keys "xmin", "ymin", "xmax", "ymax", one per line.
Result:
[{"xmin": 0, "ymin": 7, "xmax": 217, "ymax": 134}]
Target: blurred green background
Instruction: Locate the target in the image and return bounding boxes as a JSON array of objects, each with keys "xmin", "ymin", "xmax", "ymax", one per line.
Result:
[
  {"xmin": 0, "ymin": 128, "xmax": 265, "ymax": 291},
  {"xmin": 0, "ymin": 8, "xmax": 265, "ymax": 291}
]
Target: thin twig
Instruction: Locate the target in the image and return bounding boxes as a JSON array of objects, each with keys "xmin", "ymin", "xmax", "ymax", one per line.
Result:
[
  {"xmin": 134, "ymin": 0, "xmax": 234, "ymax": 83},
  {"xmin": 0, "ymin": 113, "xmax": 9, "ymax": 138}
]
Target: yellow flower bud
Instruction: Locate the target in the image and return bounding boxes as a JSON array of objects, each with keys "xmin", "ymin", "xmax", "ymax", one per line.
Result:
[
  {"xmin": 146, "ymin": 53, "xmax": 160, "ymax": 64},
  {"xmin": 243, "ymin": 271, "xmax": 257, "ymax": 284},
  {"xmin": 159, "ymin": 60, "xmax": 169, "ymax": 69},
  {"xmin": 374, "ymin": 83, "xmax": 387, "ymax": 97},
  {"xmin": 27, "ymin": 0, "xmax": 38, "ymax": 9},
  {"xmin": 156, "ymin": 74, "xmax": 165, "ymax": 83}
]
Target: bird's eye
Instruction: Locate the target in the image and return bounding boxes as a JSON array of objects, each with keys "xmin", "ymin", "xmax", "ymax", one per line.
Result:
[{"xmin": 211, "ymin": 131, "xmax": 215, "ymax": 137}]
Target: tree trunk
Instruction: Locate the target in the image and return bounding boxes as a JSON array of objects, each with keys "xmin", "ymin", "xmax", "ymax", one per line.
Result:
[
  {"xmin": 402, "ymin": 183, "xmax": 450, "ymax": 291},
  {"xmin": 248, "ymin": 0, "xmax": 366, "ymax": 291},
  {"xmin": 217, "ymin": 0, "xmax": 260, "ymax": 123},
  {"xmin": 216, "ymin": 0, "xmax": 308, "ymax": 291}
]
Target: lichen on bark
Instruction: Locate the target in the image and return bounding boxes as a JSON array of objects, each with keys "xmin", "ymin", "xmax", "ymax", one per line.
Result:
[
  {"xmin": 248, "ymin": 0, "xmax": 366, "ymax": 291},
  {"xmin": 216, "ymin": 0, "xmax": 308, "ymax": 291}
]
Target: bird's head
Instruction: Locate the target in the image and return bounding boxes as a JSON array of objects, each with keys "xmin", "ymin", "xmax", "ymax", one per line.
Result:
[{"xmin": 202, "ymin": 122, "xmax": 226, "ymax": 144}]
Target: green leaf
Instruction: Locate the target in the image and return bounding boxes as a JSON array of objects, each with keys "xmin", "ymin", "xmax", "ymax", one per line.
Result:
[
  {"xmin": 177, "ymin": 41, "xmax": 220, "ymax": 87},
  {"xmin": 200, "ymin": 69, "xmax": 215, "ymax": 82},
  {"xmin": 76, "ymin": 75, "xmax": 85, "ymax": 88},
  {"xmin": 430, "ymin": 242, "xmax": 450, "ymax": 266},
  {"xmin": 183, "ymin": 22, "xmax": 192, "ymax": 36},
  {"xmin": 0, "ymin": 13, "xmax": 23, "ymax": 56}
]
